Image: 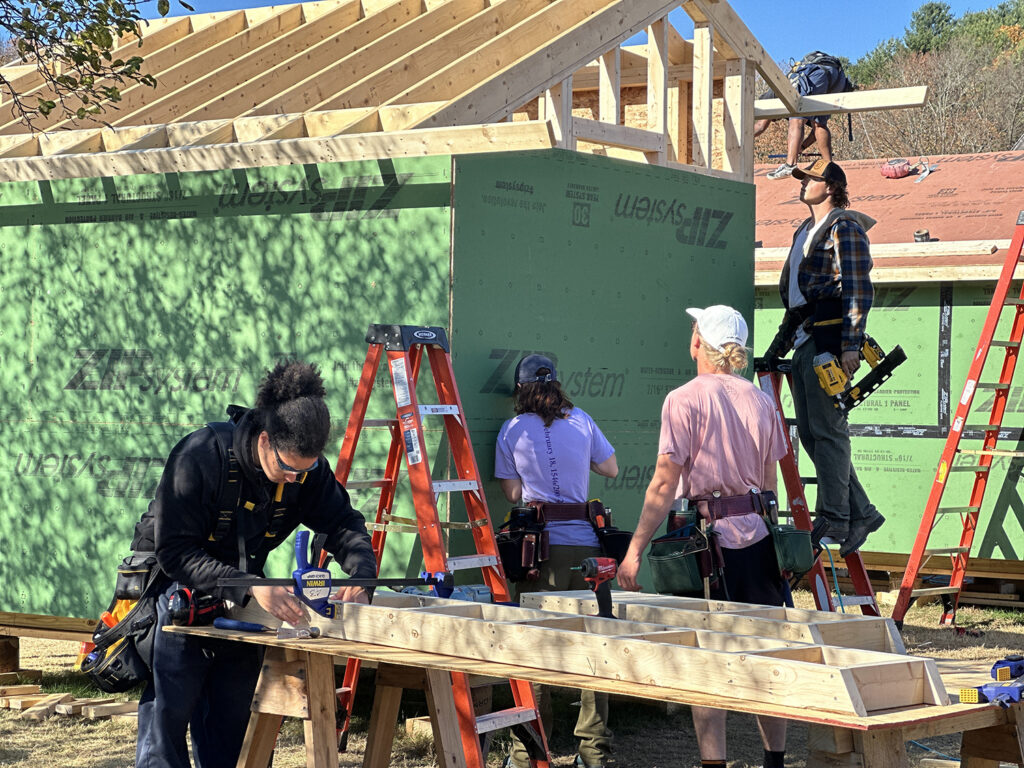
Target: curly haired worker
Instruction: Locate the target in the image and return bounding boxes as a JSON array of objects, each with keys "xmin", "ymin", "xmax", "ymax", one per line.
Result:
[{"xmin": 132, "ymin": 360, "xmax": 376, "ymax": 768}]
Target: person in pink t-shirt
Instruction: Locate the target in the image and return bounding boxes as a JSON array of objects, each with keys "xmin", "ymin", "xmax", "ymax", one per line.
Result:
[{"xmin": 618, "ymin": 305, "xmax": 788, "ymax": 768}]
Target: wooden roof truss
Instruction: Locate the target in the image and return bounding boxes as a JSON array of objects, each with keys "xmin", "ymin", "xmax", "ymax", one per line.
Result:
[{"xmin": 0, "ymin": 0, "xmax": 928, "ymax": 183}]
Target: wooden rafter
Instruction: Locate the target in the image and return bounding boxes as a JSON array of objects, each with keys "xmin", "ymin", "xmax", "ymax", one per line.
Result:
[{"xmin": 0, "ymin": 0, "xmax": 930, "ymax": 182}]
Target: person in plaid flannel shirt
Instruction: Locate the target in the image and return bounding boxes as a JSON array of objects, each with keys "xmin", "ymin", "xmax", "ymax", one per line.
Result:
[{"xmin": 764, "ymin": 158, "xmax": 886, "ymax": 557}]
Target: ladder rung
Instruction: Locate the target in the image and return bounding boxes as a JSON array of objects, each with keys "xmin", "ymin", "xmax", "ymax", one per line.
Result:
[
  {"xmin": 836, "ymin": 595, "xmax": 877, "ymax": 607},
  {"xmin": 990, "ymin": 340, "xmax": 1021, "ymax": 347},
  {"xmin": 959, "ymin": 448, "xmax": 1024, "ymax": 457},
  {"xmin": 447, "ymin": 554, "xmax": 499, "ymax": 571},
  {"xmin": 948, "ymin": 464, "xmax": 990, "ymax": 473},
  {"xmin": 346, "ymin": 479, "xmax": 393, "ymax": 489},
  {"xmin": 367, "ymin": 522, "xmax": 418, "ymax": 534},
  {"xmin": 975, "ymin": 381, "xmax": 1012, "ymax": 389},
  {"xmin": 963, "ymin": 424, "xmax": 1004, "ymax": 432},
  {"xmin": 936, "ymin": 506, "xmax": 981, "ymax": 515},
  {"xmin": 923, "ymin": 546, "xmax": 971, "ymax": 557},
  {"xmin": 910, "ymin": 586, "xmax": 961, "ymax": 598},
  {"xmin": 1005, "ymin": 299, "xmax": 1024, "ymax": 306},
  {"xmin": 363, "ymin": 418, "xmax": 399, "ymax": 428},
  {"xmin": 419, "ymin": 404, "xmax": 460, "ymax": 416},
  {"xmin": 474, "ymin": 706, "xmax": 539, "ymax": 734},
  {"xmin": 433, "ymin": 480, "xmax": 480, "ymax": 494}
]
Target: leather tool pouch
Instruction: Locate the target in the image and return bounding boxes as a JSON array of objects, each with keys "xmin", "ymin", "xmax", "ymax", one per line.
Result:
[{"xmin": 496, "ymin": 506, "xmax": 549, "ymax": 582}]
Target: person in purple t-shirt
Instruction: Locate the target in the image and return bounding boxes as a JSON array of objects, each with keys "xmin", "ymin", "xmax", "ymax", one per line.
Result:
[{"xmin": 495, "ymin": 354, "xmax": 618, "ymax": 768}]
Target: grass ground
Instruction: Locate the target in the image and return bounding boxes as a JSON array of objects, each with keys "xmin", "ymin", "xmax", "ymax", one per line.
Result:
[{"xmin": 0, "ymin": 590, "xmax": 1020, "ymax": 768}]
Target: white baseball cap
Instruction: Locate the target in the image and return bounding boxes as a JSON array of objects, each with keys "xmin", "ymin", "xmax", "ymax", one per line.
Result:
[{"xmin": 685, "ymin": 305, "xmax": 749, "ymax": 352}]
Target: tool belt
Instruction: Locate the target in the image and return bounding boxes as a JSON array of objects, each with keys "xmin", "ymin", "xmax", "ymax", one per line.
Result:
[
  {"xmin": 496, "ymin": 499, "xmax": 633, "ymax": 582},
  {"xmin": 689, "ymin": 491, "xmax": 773, "ymax": 522}
]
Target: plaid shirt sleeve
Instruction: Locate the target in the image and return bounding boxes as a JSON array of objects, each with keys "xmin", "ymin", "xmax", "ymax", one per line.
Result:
[{"xmin": 833, "ymin": 219, "xmax": 874, "ymax": 352}]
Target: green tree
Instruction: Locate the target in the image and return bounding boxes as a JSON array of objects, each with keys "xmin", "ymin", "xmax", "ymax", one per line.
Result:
[
  {"xmin": 904, "ymin": 2, "xmax": 956, "ymax": 53},
  {"xmin": 0, "ymin": 0, "xmax": 191, "ymax": 126},
  {"xmin": 954, "ymin": 0, "xmax": 1024, "ymax": 52},
  {"xmin": 848, "ymin": 37, "xmax": 905, "ymax": 86}
]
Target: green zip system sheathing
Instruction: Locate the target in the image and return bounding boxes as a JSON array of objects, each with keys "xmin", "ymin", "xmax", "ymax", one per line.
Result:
[{"xmin": 0, "ymin": 149, "xmax": 754, "ymax": 618}]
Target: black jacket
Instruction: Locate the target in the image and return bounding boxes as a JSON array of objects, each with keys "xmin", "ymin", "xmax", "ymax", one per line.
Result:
[{"xmin": 132, "ymin": 405, "xmax": 376, "ymax": 604}]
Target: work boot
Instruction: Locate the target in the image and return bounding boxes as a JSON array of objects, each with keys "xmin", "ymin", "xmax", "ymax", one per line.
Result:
[
  {"xmin": 839, "ymin": 513, "xmax": 886, "ymax": 558},
  {"xmin": 766, "ymin": 162, "xmax": 796, "ymax": 180},
  {"xmin": 811, "ymin": 516, "xmax": 849, "ymax": 550}
]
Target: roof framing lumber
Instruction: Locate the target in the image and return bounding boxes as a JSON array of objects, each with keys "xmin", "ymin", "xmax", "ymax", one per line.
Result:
[
  {"xmin": 412, "ymin": 0, "xmax": 688, "ymax": 129},
  {"xmin": 176, "ymin": 0, "xmax": 416, "ymax": 123},
  {"xmin": 754, "ymin": 86, "xmax": 930, "ymax": 119},
  {"xmin": 681, "ymin": 0, "xmax": 800, "ymax": 111},
  {"xmin": 0, "ymin": 121, "xmax": 555, "ymax": 182}
]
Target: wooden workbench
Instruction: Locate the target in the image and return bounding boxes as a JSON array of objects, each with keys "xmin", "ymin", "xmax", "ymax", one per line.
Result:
[{"xmin": 168, "ymin": 626, "xmax": 1024, "ymax": 768}]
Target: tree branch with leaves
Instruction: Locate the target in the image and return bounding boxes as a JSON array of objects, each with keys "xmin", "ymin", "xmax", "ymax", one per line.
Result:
[{"xmin": 0, "ymin": 0, "xmax": 191, "ymax": 128}]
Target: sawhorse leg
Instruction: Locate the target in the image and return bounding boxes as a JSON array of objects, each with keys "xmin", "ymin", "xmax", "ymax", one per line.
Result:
[
  {"xmin": 364, "ymin": 663, "xmax": 468, "ymax": 768},
  {"xmin": 808, "ymin": 725, "xmax": 910, "ymax": 768},
  {"xmin": 961, "ymin": 707, "xmax": 1024, "ymax": 768},
  {"xmin": 235, "ymin": 646, "xmax": 340, "ymax": 768}
]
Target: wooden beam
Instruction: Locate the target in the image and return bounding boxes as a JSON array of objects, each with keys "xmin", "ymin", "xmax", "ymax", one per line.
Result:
[
  {"xmin": 413, "ymin": 0, "xmax": 692, "ymax": 129},
  {"xmin": 646, "ymin": 18, "xmax": 668, "ymax": 164},
  {"xmin": 723, "ymin": 57, "xmax": 754, "ymax": 182},
  {"xmin": 181, "ymin": 0, "xmax": 420, "ymax": 123},
  {"xmin": 0, "ymin": 13, "xmax": 245, "ymax": 136},
  {"xmin": 572, "ymin": 60, "xmax": 728, "ymax": 90},
  {"xmin": 0, "ymin": 121, "xmax": 555, "ymax": 182},
  {"xmin": 572, "ymin": 117, "xmax": 665, "ymax": 153},
  {"xmin": 667, "ymin": 23, "xmax": 693, "ymax": 65},
  {"xmin": 756, "ymin": 240, "xmax": 1007, "ymax": 261},
  {"xmin": 754, "ymin": 86, "xmax": 930, "ymax": 119},
  {"xmin": 165, "ymin": 119, "xmax": 234, "ymax": 146},
  {"xmin": 598, "ymin": 49, "xmax": 620, "ymax": 124},
  {"xmin": 543, "ymin": 78, "xmax": 574, "ymax": 149},
  {"xmin": 111, "ymin": 4, "xmax": 312, "ymax": 127},
  {"xmin": 682, "ymin": 0, "xmax": 800, "ymax": 111},
  {"xmin": 316, "ymin": 0, "xmax": 550, "ymax": 114},
  {"xmin": 691, "ymin": 22, "xmax": 713, "ymax": 169}
]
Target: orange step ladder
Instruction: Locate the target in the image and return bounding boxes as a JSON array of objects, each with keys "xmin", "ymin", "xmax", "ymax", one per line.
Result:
[
  {"xmin": 893, "ymin": 212, "xmax": 1024, "ymax": 628},
  {"xmin": 333, "ymin": 323, "xmax": 550, "ymax": 768},
  {"xmin": 755, "ymin": 359, "xmax": 880, "ymax": 615}
]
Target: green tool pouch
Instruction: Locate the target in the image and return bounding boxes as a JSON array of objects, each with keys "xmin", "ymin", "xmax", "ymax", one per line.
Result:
[
  {"xmin": 766, "ymin": 522, "xmax": 815, "ymax": 576},
  {"xmin": 647, "ymin": 525, "xmax": 712, "ymax": 595},
  {"xmin": 757, "ymin": 491, "xmax": 814, "ymax": 576}
]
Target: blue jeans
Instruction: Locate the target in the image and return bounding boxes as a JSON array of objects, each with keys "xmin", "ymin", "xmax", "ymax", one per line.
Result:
[
  {"xmin": 136, "ymin": 584, "xmax": 263, "ymax": 768},
  {"xmin": 791, "ymin": 340, "xmax": 880, "ymax": 531}
]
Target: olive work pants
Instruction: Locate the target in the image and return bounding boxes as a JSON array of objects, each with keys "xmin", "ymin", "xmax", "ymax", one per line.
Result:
[
  {"xmin": 791, "ymin": 339, "xmax": 881, "ymax": 532},
  {"xmin": 509, "ymin": 543, "xmax": 612, "ymax": 768}
]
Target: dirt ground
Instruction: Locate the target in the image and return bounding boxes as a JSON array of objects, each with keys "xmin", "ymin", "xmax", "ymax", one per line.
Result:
[{"xmin": 1, "ymin": 589, "xmax": 1020, "ymax": 768}]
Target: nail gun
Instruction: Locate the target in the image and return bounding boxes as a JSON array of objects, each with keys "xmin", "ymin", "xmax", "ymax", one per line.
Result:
[
  {"xmin": 812, "ymin": 335, "xmax": 908, "ymax": 412},
  {"xmin": 218, "ymin": 530, "xmax": 448, "ymax": 618}
]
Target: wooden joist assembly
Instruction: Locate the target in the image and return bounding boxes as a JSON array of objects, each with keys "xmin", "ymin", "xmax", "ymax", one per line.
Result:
[
  {"xmin": 0, "ymin": 0, "xmax": 927, "ymax": 183},
  {"xmin": 310, "ymin": 592, "xmax": 946, "ymax": 717}
]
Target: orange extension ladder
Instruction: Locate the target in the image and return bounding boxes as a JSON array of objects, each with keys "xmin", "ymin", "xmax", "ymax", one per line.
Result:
[
  {"xmin": 333, "ymin": 323, "xmax": 550, "ymax": 768},
  {"xmin": 755, "ymin": 359, "xmax": 881, "ymax": 616},
  {"xmin": 893, "ymin": 212, "xmax": 1024, "ymax": 628}
]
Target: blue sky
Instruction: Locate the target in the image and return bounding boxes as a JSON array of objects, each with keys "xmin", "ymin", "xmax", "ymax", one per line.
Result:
[{"xmin": 139, "ymin": 0, "xmax": 986, "ymax": 65}]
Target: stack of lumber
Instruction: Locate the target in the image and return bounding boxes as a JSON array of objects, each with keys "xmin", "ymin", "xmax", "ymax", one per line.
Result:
[{"xmin": 0, "ymin": 685, "xmax": 137, "ymax": 721}]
